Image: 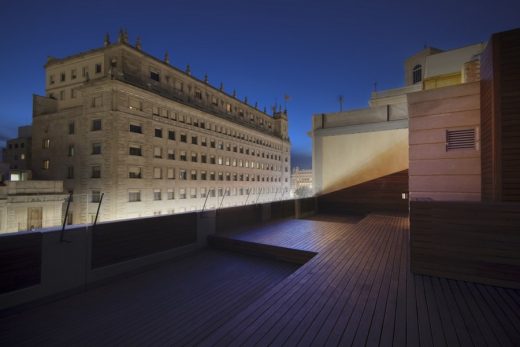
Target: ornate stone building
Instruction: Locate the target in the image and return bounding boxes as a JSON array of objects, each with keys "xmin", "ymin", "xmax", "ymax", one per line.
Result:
[{"xmin": 31, "ymin": 30, "xmax": 291, "ymax": 224}]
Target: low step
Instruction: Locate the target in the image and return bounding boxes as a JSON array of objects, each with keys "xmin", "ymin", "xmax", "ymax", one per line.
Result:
[{"xmin": 207, "ymin": 235, "xmax": 316, "ymax": 265}]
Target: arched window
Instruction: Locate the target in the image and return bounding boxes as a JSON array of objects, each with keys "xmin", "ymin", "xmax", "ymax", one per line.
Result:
[{"xmin": 412, "ymin": 64, "xmax": 422, "ymax": 84}]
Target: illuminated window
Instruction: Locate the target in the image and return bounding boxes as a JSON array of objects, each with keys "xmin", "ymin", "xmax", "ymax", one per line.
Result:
[
  {"xmin": 42, "ymin": 139, "xmax": 50, "ymax": 149},
  {"xmin": 413, "ymin": 64, "xmax": 422, "ymax": 84},
  {"xmin": 68, "ymin": 144, "xmax": 75, "ymax": 157},
  {"xmin": 179, "ymin": 170, "xmax": 187, "ymax": 180},
  {"xmin": 42, "ymin": 160, "xmax": 50, "ymax": 170}
]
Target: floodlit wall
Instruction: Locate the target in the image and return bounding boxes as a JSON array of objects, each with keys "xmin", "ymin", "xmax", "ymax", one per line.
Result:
[{"xmin": 314, "ymin": 127, "xmax": 409, "ymax": 194}]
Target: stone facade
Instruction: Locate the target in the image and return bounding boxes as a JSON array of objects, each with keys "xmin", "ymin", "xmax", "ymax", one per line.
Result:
[
  {"xmin": 290, "ymin": 167, "xmax": 313, "ymax": 197},
  {"xmin": 2, "ymin": 126, "xmax": 32, "ymax": 172},
  {"xmin": 0, "ymin": 180, "xmax": 67, "ymax": 233},
  {"xmin": 31, "ymin": 32, "xmax": 291, "ymax": 224}
]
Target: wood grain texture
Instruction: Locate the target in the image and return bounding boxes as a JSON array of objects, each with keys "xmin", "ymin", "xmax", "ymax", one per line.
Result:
[
  {"xmin": 0, "ymin": 232, "xmax": 42, "ymax": 294},
  {"xmin": 91, "ymin": 212, "xmax": 197, "ymax": 269},
  {"xmin": 410, "ymin": 200, "xmax": 520, "ymax": 288}
]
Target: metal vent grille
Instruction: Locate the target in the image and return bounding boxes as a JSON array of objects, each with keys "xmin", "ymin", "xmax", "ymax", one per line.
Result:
[{"xmin": 446, "ymin": 128, "xmax": 476, "ymax": 150}]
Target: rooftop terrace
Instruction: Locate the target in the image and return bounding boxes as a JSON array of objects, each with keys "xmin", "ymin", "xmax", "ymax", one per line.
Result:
[{"xmin": 2, "ymin": 212, "xmax": 519, "ymax": 346}]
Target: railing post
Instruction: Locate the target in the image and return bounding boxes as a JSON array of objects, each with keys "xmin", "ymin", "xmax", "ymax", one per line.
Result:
[
  {"xmin": 92, "ymin": 193, "xmax": 104, "ymax": 231},
  {"xmin": 60, "ymin": 192, "xmax": 73, "ymax": 243}
]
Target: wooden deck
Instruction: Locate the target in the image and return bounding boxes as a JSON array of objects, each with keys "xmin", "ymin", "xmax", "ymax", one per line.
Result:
[{"xmin": 1, "ymin": 213, "xmax": 519, "ymax": 346}]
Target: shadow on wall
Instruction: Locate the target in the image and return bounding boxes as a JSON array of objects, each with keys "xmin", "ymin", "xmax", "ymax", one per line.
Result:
[{"xmin": 322, "ymin": 140, "xmax": 408, "ymax": 195}]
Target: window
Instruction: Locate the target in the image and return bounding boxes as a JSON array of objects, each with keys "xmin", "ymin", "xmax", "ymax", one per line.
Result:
[
  {"xmin": 201, "ymin": 137, "xmax": 207, "ymax": 146},
  {"xmin": 92, "ymin": 143, "xmax": 102, "ymax": 155},
  {"xmin": 154, "ymin": 189, "xmax": 162, "ymax": 201},
  {"xmin": 153, "ymin": 106, "xmax": 159, "ymax": 115},
  {"xmin": 179, "ymin": 188, "xmax": 187, "ymax": 199},
  {"xmin": 129, "ymin": 167, "xmax": 142, "ymax": 178},
  {"xmin": 191, "ymin": 153, "xmax": 198, "ymax": 162},
  {"xmin": 210, "ymin": 172, "xmax": 215, "ymax": 180},
  {"xmin": 154, "ymin": 147, "xmax": 162, "ymax": 158},
  {"xmin": 167, "ymin": 149, "xmax": 175, "ymax": 160},
  {"xmin": 95, "ymin": 63, "xmax": 102, "ymax": 74},
  {"xmin": 201, "ymin": 154, "xmax": 207, "ymax": 163},
  {"xmin": 446, "ymin": 128, "xmax": 476, "ymax": 150},
  {"xmin": 129, "ymin": 99, "xmax": 143, "ymax": 111},
  {"xmin": 210, "ymin": 155, "xmax": 216, "ymax": 164},
  {"xmin": 82, "ymin": 66, "xmax": 88, "ymax": 77},
  {"xmin": 412, "ymin": 64, "xmax": 422, "ymax": 84},
  {"xmin": 42, "ymin": 139, "xmax": 50, "ymax": 149},
  {"xmin": 167, "ymin": 189, "xmax": 174, "ymax": 200},
  {"xmin": 167, "ymin": 168, "xmax": 175, "ymax": 179},
  {"xmin": 218, "ymin": 172, "xmax": 223, "ymax": 181},
  {"xmin": 179, "ymin": 170, "xmax": 187, "ymax": 180},
  {"xmin": 180, "ymin": 151, "xmax": 187, "ymax": 161},
  {"xmin": 60, "ymin": 72, "xmax": 66, "ymax": 82},
  {"xmin": 200, "ymin": 188, "xmax": 207, "ymax": 198},
  {"xmin": 180, "ymin": 133, "xmax": 187, "ymax": 143},
  {"xmin": 91, "ymin": 166, "xmax": 101, "ymax": 178},
  {"xmin": 91, "ymin": 119, "xmax": 102, "ymax": 131},
  {"xmin": 92, "ymin": 96, "xmax": 102, "ymax": 107},
  {"xmin": 129, "ymin": 190, "xmax": 141, "ymax": 202},
  {"xmin": 42, "ymin": 160, "xmax": 50, "ymax": 170},
  {"xmin": 211, "ymin": 96, "xmax": 218, "ymax": 105},
  {"xmin": 90, "ymin": 190, "xmax": 101, "ymax": 202},
  {"xmin": 49, "ymin": 75, "xmax": 55, "ymax": 85},
  {"xmin": 190, "ymin": 188, "xmax": 197, "ymax": 198},
  {"xmin": 225, "ymin": 173, "xmax": 231, "ymax": 181},
  {"xmin": 191, "ymin": 136, "xmax": 198, "ymax": 145},
  {"xmin": 191, "ymin": 170, "xmax": 197, "ymax": 180},
  {"xmin": 195, "ymin": 89, "xmax": 202, "ymax": 99},
  {"xmin": 130, "ymin": 124, "xmax": 142, "ymax": 133},
  {"xmin": 129, "ymin": 145, "xmax": 142, "ymax": 156},
  {"xmin": 168, "ymin": 130, "xmax": 175, "ymax": 140},
  {"xmin": 153, "ymin": 167, "xmax": 162, "ymax": 179},
  {"xmin": 155, "ymin": 128, "xmax": 163, "ymax": 138},
  {"xmin": 71, "ymin": 69, "xmax": 77, "ymax": 80},
  {"xmin": 210, "ymin": 139, "xmax": 216, "ymax": 148},
  {"xmin": 67, "ymin": 166, "xmax": 74, "ymax": 179},
  {"xmin": 226, "ymin": 103, "xmax": 232, "ymax": 112},
  {"xmin": 150, "ymin": 71, "xmax": 160, "ymax": 82},
  {"xmin": 217, "ymin": 141, "xmax": 223, "ymax": 150},
  {"xmin": 68, "ymin": 144, "xmax": 75, "ymax": 157},
  {"xmin": 68, "ymin": 122, "xmax": 75, "ymax": 134},
  {"xmin": 201, "ymin": 171, "xmax": 207, "ymax": 180}
]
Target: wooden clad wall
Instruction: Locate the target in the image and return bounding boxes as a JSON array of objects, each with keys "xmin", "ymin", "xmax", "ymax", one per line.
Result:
[
  {"xmin": 215, "ymin": 205, "xmax": 263, "ymax": 233},
  {"xmin": 410, "ymin": 200, "xmax": 520, "ymax": 289},
  {"xmin": 270, "ymin": 200, "xmax": 295, "ymax": 220},
  {"xmin": 408, "ymin": 81, "xmax": 481, "ymax": 201},
  {"xmin": 299, "ymin": 197, "xmax": 317, "ymax": 215},
  {"xmin": 0, "ymin": 233, "xmax": 42, "ymax": 294},
  {"xmin": 92, "ymin": 213, "xmax": 197, "ymax": 269},
  {"xmin": 481, "ymin": 28, "xmax": 520, "ymax": 201},
  {"xmin": 317, "ymin": 170, "xmax": 408, "ymax": 214}
]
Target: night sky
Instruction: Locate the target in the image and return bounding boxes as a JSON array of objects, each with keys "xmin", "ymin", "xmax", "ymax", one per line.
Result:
[{"xmin": 1, "ymin": 0, "xmax": 519, "ymax": 168}]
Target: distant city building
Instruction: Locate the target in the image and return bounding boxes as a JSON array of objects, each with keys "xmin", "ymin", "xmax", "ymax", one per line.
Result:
[
  {"xmin": 30, "ymin": 30, "xmax": 291, "ymax": 224},
  {"xmin": 0, "ymin": 180, "xmax": 67, "ymax": 233},
  {"xmin": 311, "ymin": 43, "xmax": 484, "ymax": 195},
  {"xmin": 2, "ymin": 125, "xmax": 32, "ymax": 172},
  {"xmin": 290, "ymin": 167, "xmax": 313, "ymax": 197}
]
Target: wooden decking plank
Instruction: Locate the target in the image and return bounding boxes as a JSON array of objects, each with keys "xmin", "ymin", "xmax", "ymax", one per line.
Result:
[
  {"xmin": 483, "ymin": 286, "xmax": 520, "ymax": 333},
  {"xmin": 377, "ymin": 225, "xmax": 405, "ymax": 347},
  {"xmin": 415, "ymin": 275, "xmax": 434, "ymax": 347},
  {"xmin": 405, "ymin": 239, "xmax": 420, "ymax": 347},
  {"xmin": 227, "ymin": 220, "xmax": 377, "ymax": 346},
  {"xmin": 343, "ymin": 217, "xmax": 401, "ymax": 346},
  {"xmin": 296, "ymin": 216, "xmax": 394, "ymax": 346},
  {"xmin": 446, "ymin": 280, "xmax": 487, "ymax": 347},
  {"xmin": 259, "ymin": 216, "xmax": 391, "ymax": 345},
  {"xmin": 465, "ymin": 282, "xmax": 514, "ymax": 346},
  {"xmin": 201, "ymin": 222, "xmax": 360, "ymax": 346},
  {"xmin": 360, "ymin": 219, "xmax": 402, "ymax": 346},
  {"xmin": 392, "ymin": 218, "xmax": 408, "ymax": 347},
  {"xmin": 432, "ymin": 277, "xmax": 471, "ymax": 347},
  {"xmin": 283, "ymin": 216, "xmax": 392, "ymax": 347},
  {"xmin": 422, "ymin": 276, "xmax": 448, "ymax": 347},
  {"xmin": 324, "ymin": 216, "xmax": 398, "ymax": 346}
]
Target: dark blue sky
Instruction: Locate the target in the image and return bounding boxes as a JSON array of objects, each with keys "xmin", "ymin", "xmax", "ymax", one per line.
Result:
[{"xmin": 1, "ymin": 0, "xmax": 519, "ymax": 168}]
